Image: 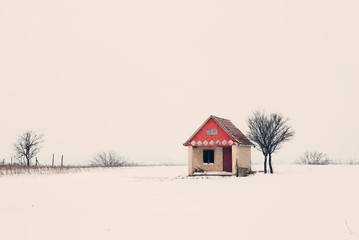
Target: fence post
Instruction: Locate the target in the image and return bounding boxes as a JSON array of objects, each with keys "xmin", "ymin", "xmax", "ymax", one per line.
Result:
[
  {"xmin": 52, "ymin": 154, "xmax": 54, "ymax": 167},
  {"xmin": 36, "ymin": 157, "xmax": 38, "ymax": 167},
  {"xmin": 2, "ymin": 159, "xmax": 4, "ymax": 166},
  {"xmin": 61, "ymin": 155, "xmax": 63, "ymax": 167}
]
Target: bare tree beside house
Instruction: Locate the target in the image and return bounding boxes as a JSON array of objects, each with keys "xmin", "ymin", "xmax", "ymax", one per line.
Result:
[
  {"xmin": 90, "ymin": 150, "xmax": 127, "ymax": 167},
  {"xmin": 247, "ymin": 110, "xmax": 270, "ymax": 173},
  {"xmin": 247, "ymin": 110, "xmax": 295, "ymax": 174},
  {"xmin": 266, "ymin": 113, "xmax": 295, "ymax": 173},
  {"xmin": 13, "ymin": 130, "xmax": 44, "ymax": 166}
]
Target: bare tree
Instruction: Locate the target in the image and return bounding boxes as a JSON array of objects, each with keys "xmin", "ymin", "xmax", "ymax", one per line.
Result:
[
  {"xmin": 13, "ymin": 131, "xmax": 44, "ymax": 166},
  {"xmin": 266, "ymin": 113, "xmax": 295, "ymax": 173},
  {"xmin": 247, "ymin": 110, "xmax": 270, "ymax": 173},
  {"xmin": 297, "ymin": 151, "xmax": 331, "ymax": 165},
  {"xmin": 247, "ymin": 110, "xmax": 295, "ymax": 174},
  {"xmin": 90, "ymin": 150, "xmax": 126, "ymax": 167}
]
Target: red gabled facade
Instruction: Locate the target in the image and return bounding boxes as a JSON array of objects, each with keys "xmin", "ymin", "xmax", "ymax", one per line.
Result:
[
  {"xmin": 184, "ymin": 115, "xmax": 253, "ymax": 147},
  {"xmin": 187, "ymin": 118, "xmax": 236, "ymax": 147}
]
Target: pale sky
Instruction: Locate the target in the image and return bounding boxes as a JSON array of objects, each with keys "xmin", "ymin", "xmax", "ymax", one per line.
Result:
[{"xmin": 1, "ymin": 0, "xmax": 358, "ymax": 165}]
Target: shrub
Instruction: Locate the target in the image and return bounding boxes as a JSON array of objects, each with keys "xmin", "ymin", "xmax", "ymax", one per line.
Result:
[{"xmin": 297, "ymin": 151, "xmax": 331, "ymax": 165}]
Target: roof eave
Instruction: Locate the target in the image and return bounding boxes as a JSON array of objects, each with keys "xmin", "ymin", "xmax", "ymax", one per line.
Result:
[{"xmin": 239, "ymin": 143, "xmax": 255, "ymax": 146}]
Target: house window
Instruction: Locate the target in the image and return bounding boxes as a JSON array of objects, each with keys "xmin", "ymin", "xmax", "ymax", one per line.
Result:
[
  {"xmin": 203, "ymin": 150, "xmax": 214, "ymax": 164},
  {"xmin": 206, "ymin": 129, "xmax": 218, "ymax": 135}
]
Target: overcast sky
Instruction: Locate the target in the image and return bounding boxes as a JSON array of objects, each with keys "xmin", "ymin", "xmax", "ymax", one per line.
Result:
[{"xmin": 1, "ymin": 0, "xmax": 358, "ymax": 165}]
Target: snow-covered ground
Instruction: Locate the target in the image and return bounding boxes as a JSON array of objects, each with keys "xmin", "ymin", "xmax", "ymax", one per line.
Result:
[{"xmin": 1, "ymin": 165, "xmax": 358, "ymax": 240}]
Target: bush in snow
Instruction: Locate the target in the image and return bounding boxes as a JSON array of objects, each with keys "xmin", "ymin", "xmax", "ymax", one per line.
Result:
[
  {"xmin": 297, "ymin": 151, "xmax": 331, "ymax": 165},
  {"xmin": 90, "ymin": 150, "xmax": 127, "ymax": 167}
]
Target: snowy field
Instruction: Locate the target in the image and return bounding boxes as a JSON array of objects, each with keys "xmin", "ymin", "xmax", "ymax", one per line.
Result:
[{"xmin": 1, "ymin": 165, "xmax": 358, "ymax": 240}]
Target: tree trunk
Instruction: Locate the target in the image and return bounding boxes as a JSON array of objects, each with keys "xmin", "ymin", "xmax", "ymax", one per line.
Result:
[
  {"xmin": 269, "ymin": 154, "xmax": 273, "ymax": 174},
  {"xmin": 264, "ymin": 155, "xmax": 267, "ymax": 174}
]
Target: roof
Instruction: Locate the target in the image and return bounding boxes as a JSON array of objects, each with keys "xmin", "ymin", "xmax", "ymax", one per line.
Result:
[{"xmin": 183, "ymin": 115, "xmax": 254, "ymax": 146}]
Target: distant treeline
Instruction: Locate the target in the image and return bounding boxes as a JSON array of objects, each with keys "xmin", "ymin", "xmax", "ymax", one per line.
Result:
[{"xmin": 330, "ymin": 159, "xmax": 359, "ymax": 165}]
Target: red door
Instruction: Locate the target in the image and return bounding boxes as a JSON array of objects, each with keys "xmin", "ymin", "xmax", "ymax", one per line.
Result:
[{"xmin": 223, "ymin": 147, "xmax": 232, "ymax": 172}]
